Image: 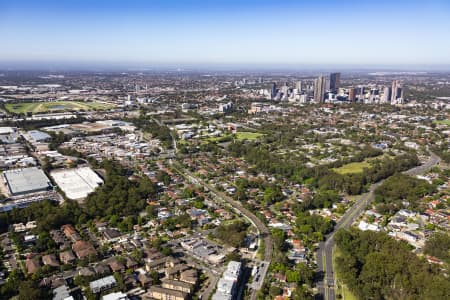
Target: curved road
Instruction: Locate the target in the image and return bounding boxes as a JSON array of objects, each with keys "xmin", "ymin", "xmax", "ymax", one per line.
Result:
[
  {"xmin": 316, "ymin": 152, "xmax": 440, "ymax": 300},
  {"xmin": 171, "ymin": 163, "xmax": 273, "ymax": 300}
]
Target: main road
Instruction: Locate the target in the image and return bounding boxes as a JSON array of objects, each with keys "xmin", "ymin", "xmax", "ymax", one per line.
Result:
[
  {"xmin": 171, "ymin": 163, "xmax": 273, "ymax": 300},
  {"xmin": 153, "ymin": 115, "xmax": 273, "ymax": 262},
  {"xmin": 316, "ymin": 152, "xmax": 440, "ymax": 300}
]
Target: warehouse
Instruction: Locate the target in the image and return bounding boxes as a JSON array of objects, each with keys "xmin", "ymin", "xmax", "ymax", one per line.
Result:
[
  {"xmin": 3, "ymin": 167, "xmax": 52, "ymax": 196},
  {"xmin": 51, "ymin": 167, "xmax": 103, "ymax": 200},
  {"xmin": 27, "ymin": 130, "xmax": 51, "ymax": 143}
]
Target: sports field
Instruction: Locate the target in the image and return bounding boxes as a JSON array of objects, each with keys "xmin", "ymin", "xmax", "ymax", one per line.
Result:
[
  {"xmin": 235, "ymin": 131, "xmax": 264, "ymax": 141},
  {"xmin": 333, "ymin": 161, "xmax": 372, "ymax": 175},
  {"xmin": 433, "ymin": 119, "xmax": 450, "ymax": 126},
  {"xmin": 5, "ymin": 101, "xmax": 114, "ymax": 114}
]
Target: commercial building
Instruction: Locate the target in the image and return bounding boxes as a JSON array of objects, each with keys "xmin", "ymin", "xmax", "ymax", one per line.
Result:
[
  {"xmin": 391, "ymin": 80, "xmax": 403, "ymax": 102},
  {"xmin": 3, "ymin": 167, "xmax": 52, "ymax": 196},
  {"xmin": 348, "ymin": 87, "xmax": 356, "ymax": 102},
  {"xmin": 271, "ymin": 83, "xmax": 277, "ymax": 99},
  {"xmin": 314, "ymin": 76, "xmax": 327, "ymax": 103},
  {"xmin": 329, "ymin": 72, "xmax": 341, "ymax": 92},
  {"xmin": 51, "ymin": 167, "xmax": 103, "ymax": 200}
]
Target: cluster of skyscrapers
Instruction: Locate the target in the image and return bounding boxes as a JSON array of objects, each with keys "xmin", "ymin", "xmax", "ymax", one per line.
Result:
[
  {"xmin": 267, "ymin": 72, "xmax": 404, "ymax": 104},
  {"xmin": 313, "ymin": 73, "xmax": 341, "ymax": 103}
]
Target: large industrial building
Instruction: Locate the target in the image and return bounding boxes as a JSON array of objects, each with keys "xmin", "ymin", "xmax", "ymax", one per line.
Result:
[
  {"xmin": 51, "ymin": 167, "xmax": 103, "ymax": 200},
  {"xmin": 3, "ymin": 167, "xmax": 52, "ymax": 196}
]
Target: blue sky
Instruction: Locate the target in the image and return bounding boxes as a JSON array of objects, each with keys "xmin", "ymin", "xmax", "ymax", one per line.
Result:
[{"xmin": 0, "ymin": 0, "xmax": 449, "ymax": 68}]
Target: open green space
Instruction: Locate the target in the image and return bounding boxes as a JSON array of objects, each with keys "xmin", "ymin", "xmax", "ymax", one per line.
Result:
[
  {"xmin": 5, "ymin": 101, "xmax": 114, "ymax": 114},
  {"xmin": 333, "ymin": 161, "xmax": 372, "ymax": 175},
  {"xmin": 433, "ymin": 119, "xmax": 450, "ymax": 126},
  {"xmin": 235, "ymin": 131, "xmax": 263, "ymax": 141},
  {"xmin": 202, "ymin": 132, "xmax": 263, "ymax": 143}
]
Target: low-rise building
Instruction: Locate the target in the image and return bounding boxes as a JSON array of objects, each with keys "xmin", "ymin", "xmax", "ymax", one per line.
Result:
[
  {"xmin": 72, "ymin": 240, "xmax": 97, "ymax": 259},
  {"xmin": 145, "ymin": 286, "xmax": 188, "ymax": 300},
  {"xmin": 90, "ymin": 275, "xmax": 117, "ymax": 294}
]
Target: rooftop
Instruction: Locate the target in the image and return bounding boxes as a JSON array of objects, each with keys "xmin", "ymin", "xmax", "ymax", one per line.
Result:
[
  {"xmin": 28, "ymin": 130, "xmax": 51, "ymax": 142},
  {"xmin": 51, "ymin": 167, "xmax": 103, "ymax": 200},
  {"xmin": 3, "ymin": 167, "xmax": 52, "ymax": 195},
  {"xmin": 90, "ymin": 275, "xmax": 116, "ymax": 291}
]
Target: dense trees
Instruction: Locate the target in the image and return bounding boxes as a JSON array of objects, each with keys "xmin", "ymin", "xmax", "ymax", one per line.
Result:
[
  {"xmin": 374, "ymin": 173, "xmax": 435, "ymax": 214},
  {"xmin": 311, "ymin": 189, "xmax": 340, "ymax": 209},
  {"xmin": 215, "ymin": 220, "xmax": 249, "ymax": 248},
  {"xmin": 48, "ymin": 131, "xmax": 70, "ymax": 150},
  {"xmin": 18, "ymin": 280, "xmax": 51, "ymax": 300},
  {"xmin": 334, "ymin": 229, "xmax": 450, "ymax": 300},
  {"xmin": 0, "ymin": 200, "xmax": 82, "ymax": 233},
  {"xmin": 228, "ymin": 140, "xmax": 419, "ymax": 195},
  {"xmin": 0, "ymin": 160, "xmax": 158, "ymax": 233},
  {"xmin": 263, "ymin": 185, "xmax": 284, "ymax": 205},
  {"xmin": 84, "ymin": 160, "xmax": 158, "ymax": 219},
  {"xmin": 295, "ymin": 213, "xmax": 334, "ymax": 242},
  {"xmin": 424, "ymin": 232, "xmax": 450, "ymax": 263},
  {"xmin": 131, "ymin": 115, "xmax": 173, "ymax": 148}
]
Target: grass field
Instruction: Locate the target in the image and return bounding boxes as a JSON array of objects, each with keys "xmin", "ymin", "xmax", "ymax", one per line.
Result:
[
  {"xmin": 333, "ymin": 161, "xmax": 372, "ymax": 175},
  {"xmin": 235, "ymin": 131, "xmax": 263, "ymax": 141},
  {"xmin": 433, "ymin": 119, "xmax": 450, "ymax": 126},
  {"xmin": 5, "ymin": 101, "xmax": 114, "ymax": 114}
]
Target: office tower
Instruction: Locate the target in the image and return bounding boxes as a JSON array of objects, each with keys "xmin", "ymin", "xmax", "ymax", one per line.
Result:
[
  {"xmin": 391, "ymin": 80, "xmax": 403, "ymax": 102},
  {"xmin": 314, "ymin": 75, "xmax": 326, "ymax": 103},
  {"xmin": 329, "ymin": 72, "xmax": 341, "ymax": 92},
  {"xmin": 281, "ymin": 83, "xmax": 289, "ymax": 99},
  {"xmin": 271, "ymin": 83, "xmax": 277, "ymax": 99},
  {"xmin": 383, "ymin": 87, "xmax": 392, "ymax": 103},
  {"xmin": 369, "ymin": 88, "xmax": 379, "ymax": 103},
  {"xmin": 355, "ymin": 86, "xmax": 365, "ymax": 99},
  {"xmin": 296, "ymin": 81, "xmax": 302, "ymax": 92},
  {"xmin": 348, "ymin": 87, "xmax": 356, "ymax": 102}
]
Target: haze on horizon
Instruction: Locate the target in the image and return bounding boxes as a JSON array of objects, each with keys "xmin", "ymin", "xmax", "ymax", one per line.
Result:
[{"xmin": 0, "ymin": 0, "xmax": 449, "ymax": 70}]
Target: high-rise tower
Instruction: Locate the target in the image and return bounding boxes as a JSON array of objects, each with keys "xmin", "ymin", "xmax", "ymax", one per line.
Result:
[
  {"xmin": 329, "ymin": 72, "xmax": 341, "ymax": 92},
  {"xmin": 391, "ymin": 80, "xmax": 403, "ymax": 102},
  {"xmin": 314, "ymin": 75, "xmax": 326, "ymax": 103}
]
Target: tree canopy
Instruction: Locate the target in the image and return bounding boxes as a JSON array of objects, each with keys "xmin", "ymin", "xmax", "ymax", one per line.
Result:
[{"xmin": 334, "ymin": 228, "xmax": 450, "ymax": 300}]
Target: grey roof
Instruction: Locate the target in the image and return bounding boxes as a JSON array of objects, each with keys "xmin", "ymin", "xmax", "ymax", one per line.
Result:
[
  {"xmin": 3, "ymin": 167, "xmax": 52, "ymax": 195},
  {"xmin": 28, "ymin": 130, "xmax": 51, "ymax": 142},
  {"xmin": 90, "ymin": 275, "xmax": 116, "ymax": 291}
]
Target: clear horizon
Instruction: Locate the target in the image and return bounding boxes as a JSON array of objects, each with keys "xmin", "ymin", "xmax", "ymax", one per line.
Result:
[{"xmin": 1, "ymin": 0, "xmax": 449, "ymax": 68}]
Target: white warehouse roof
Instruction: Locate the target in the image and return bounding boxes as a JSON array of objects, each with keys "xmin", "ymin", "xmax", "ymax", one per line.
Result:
[{"xmin": 51, "ymin": 167, "xmax": 103, "ymax": 200}]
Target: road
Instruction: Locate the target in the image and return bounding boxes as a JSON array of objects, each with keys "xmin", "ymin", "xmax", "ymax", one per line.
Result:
[
  {"xmin": 155, "ymin": 115, "xmax": 271, "ymax": 299},
  {"xmin": 172, "ymin": 248, "xmax": 221, "ymax": 300},
  {"xmin": 171, "ymin": 164, "xmax": 273, "ymax": 300},
  {"xmin": 316, "ymin": 152, "xmax": 440, "ymax": 300}
]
